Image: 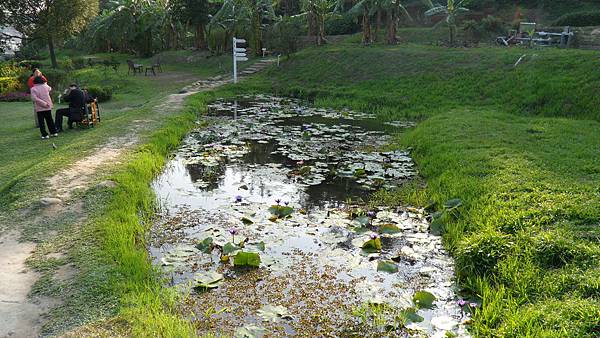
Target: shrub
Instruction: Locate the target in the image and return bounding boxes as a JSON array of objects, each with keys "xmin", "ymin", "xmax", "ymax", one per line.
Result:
[
  {"xmin": 462, "ymin": 15, "xmax": 506, "ymax": 42},
  {"xmin": 0, "ymin": 77, "xmax": 20, "ymax": 94},
  {"xmin": 42, "ymin": 68, "xmax": 70, "ymax": 89},
  {"xmin": 0, "ymin": 92, "xmax": 30, "ymax": 102},
  {"xmin": 553, "ymin": 11, "xmax": 600, "ymax": 27},
  {"xmin": 86, "ymin": 85, "xmax": 113, "ymax": 102},
  {"xmin": 59, "ymin": 57, "xmax": 75, "ymax": 71},
  {"xmin": 266, "ymin": 17, "xmax": 304, "ymax": 56},
  {"xmin": 0, "ymin": 62, "xmax": 21, "ymax": 78},
  {"xmin": 325, "ymin": 14, "xmax": 360, "ymax": 35},
  {"xmin": 72, "ymin": 57, "xmax": 87, "ymax": 69},
  {"xmin": 17, "ymin": 60, "xmax": 43, "ymax": 70}
]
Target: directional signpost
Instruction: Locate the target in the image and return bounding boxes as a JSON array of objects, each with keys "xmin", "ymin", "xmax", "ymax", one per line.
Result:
[{"xmin": 233, "ymin": 37, "xmax": 247, "ymax": 83}]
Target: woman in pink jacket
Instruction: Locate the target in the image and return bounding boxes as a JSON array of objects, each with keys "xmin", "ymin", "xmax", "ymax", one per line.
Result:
[{"xmin": 30, "ymin": 76, "xmax": 58, "ymax": 139}]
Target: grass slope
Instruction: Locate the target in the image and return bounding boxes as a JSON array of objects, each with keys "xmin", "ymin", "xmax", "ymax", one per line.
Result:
[{"xmin": 238, "ymin": 41, "xmax": 600, "ymax": 337}]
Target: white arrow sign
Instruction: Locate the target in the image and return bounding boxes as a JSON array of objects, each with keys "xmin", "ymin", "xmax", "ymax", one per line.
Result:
[
  {"xmin": 234, "ymin": 38, "xmax": 246, "ymax": 44},
  {"xmin": 234, "ymin": 47, "xmax": 246, "ymax": 52},
  {"xmin": 236, "ymin": 57, "xmax": 248, "ymax": 62},
  {"xmin": 235, "ymin": 52, "xmax": 247, "ymax": 57}
]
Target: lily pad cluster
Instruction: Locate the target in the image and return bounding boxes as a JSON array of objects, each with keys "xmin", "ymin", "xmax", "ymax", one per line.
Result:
[
  {"xmin": 149, "ymin": 96, "xmax": 469, "ymax": 337},
  {"xmin": 175, "ymin": 96, "xmax": 417, "ymax": 193}
]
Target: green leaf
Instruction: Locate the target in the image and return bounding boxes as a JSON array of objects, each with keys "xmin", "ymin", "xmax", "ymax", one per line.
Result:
[
  {"xmin": 380, "ymin": 224, "xmax": 401, "ymax": 234},
  {"xmin": 194, "ymin": 271, "xmax": 224, "ymax": 289},
  {"xmin": 413, "ymin": 291, "xmax": 436, "ymax": 309},
  {"xmin": 241, "ymin": 217, "xmax": 254, "ymax": 225},
  {"xmin": 268, "ymin": 205, "xmax": 294, "ymax": 219},
  {"xmin": 430, "ymin": 216, "xmax": 445, "ymax": 236},
  {"xmin": 257, "ymin": 304, "xmax": 292, "ymax": 322},
  {"xmin": 233, "ymin": 251, "xmax": 261, "ymax": 268},
  {"xmin": 377, "ymin": 260, "xmax": 398, "ymax": 273},
  {"xmin": 362, "ymin": 238, "xmax": 382, "ymax": 253},
  {"xmin": 444, "ymin": 198, "xmax": 462, "ymax": 210},
  {"xmin": 234, "ymin": 325, "xmax": 265, "ymax": 338},
  {"xmin": 255, "ymin": 241, "xmax": 266, "ymax": 252},
  {"xmin": 223, "ymin": 242, "xmax": 241, "ymax": 255},
  {"xmin": 195, "ymin": 237, "xmax": 213, "ymax": 254},
  {"xmin": 397, "ymin": 307, "xmax": 424, "ymax": 324},
  {"xmin": 354, "ymin": 215, "xmax": 370, "ymax": 226}
]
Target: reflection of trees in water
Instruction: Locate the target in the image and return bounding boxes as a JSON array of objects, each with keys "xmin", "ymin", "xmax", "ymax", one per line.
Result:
[
  {"xmin": 186, "ymin": 163, "xmax": 225, "ymax": 191},
  {"xmin": 242, "ymin": 141, "xmax": 278, "ymax": 164}
]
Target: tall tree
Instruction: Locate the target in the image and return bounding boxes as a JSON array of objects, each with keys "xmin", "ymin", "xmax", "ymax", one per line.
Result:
[
  {"xmin": 299, "ymin": 0, "xmax": 336, "ymax": 46},
  {"xmin": 172, "ymin": 0, "xmax": 210, "ymax": 49},
  {"xmin": 1, "ymin": 0, "xmax": 99, "ymax": 68},
  {"xmin": 381, "ymin": 0, "xmax": 410, "ymax": 44},
  {"xmin": 211, "ymin": 0, "xmax": 275, "ymax": 55},
  {"xmin": 423, "ymin": 0, "xmax": 469, "ymax": 45}
]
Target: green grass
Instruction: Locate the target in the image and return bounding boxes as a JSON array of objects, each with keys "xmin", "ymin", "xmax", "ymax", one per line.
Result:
[
  {"xmin": 231, "ymin": 41, "xmax": 600, "ymax": 337},
  {"xmin": 0, "ymin": 52, "xmax": 250, "ymax": 335}
]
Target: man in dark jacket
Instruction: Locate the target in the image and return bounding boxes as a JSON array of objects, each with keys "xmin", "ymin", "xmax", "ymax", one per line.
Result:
[{"xmin": 55, "ymin": 84, "xmax": 87, "ymax": 132}]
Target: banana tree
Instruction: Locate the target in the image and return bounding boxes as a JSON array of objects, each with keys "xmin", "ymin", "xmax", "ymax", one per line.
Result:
[
  {"xmin": 210, "ymin": 0, "xmax": 275, "ymax": 55},
  {"xmin": 348, "ymin": 0, "xmax": 376, "ymax": 45},
  {"xmin": 423, "ymin": 0, "xmax": 469, "ymax": 46},
  {"xmin": 299, "ymin": 0, "xmax": 337, "ymax": 46},
  {"xmin": 379, "ymin": 0, "xmax": 410, "ymax": 44}
]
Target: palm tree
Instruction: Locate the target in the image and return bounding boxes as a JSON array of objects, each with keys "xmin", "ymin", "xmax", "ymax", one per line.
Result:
[{"xmin": 423, "ymin": 0, "xmax": 469, "ymax": 46}]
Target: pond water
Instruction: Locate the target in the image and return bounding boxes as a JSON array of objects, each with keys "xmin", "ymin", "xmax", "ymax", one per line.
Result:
[{"xmin": 150, "ymin": 96, "xmax": 470, "ymax": 337}]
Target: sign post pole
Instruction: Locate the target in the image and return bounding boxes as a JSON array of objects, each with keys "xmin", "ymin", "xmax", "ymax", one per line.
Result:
[{"xmin": 232, "ymin": 37, "xmax": 247, "ymax": 84}]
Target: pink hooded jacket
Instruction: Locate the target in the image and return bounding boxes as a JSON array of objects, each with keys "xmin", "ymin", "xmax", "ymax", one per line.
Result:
[{"xmin": 30, "ymin": 83, "xmax": 53, "ymax": 112}]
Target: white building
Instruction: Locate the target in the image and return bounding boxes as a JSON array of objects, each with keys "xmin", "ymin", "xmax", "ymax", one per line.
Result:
[{"xmin": 1, "ymin": 26, "xmax": 22, "ymax": 58}]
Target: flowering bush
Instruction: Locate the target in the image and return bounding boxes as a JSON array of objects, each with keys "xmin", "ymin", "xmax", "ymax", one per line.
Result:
[
  {"xmin": 0, "ymin": 92, "xmax": 29, "ymax": 102},
  {"xmin": 0, "ymin": 77, "xmax": 20, "ymax": 94}
]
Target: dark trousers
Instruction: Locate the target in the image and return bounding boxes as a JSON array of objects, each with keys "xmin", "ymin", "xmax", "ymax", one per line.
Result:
[
  {"xmin": 55, "ymin": 108, "xmax": 73, "ymax": 131},
  {"xmin": 37, "ymin": 110, "xmax": 57, "ymax": 137}
]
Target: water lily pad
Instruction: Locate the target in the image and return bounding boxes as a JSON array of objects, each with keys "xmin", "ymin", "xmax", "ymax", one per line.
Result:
[
  {"xmin": 354, "ymin": 216, "xmax": 370, "ymax": 227},
  {"xmin": 223, "ymin": 242, "xmax": 241, "ymax": 255},
  {"xmin": 234, "ymin": 324, "xmax": 265, "ymax": 338},
  {"xmin": 194, "ymin": 271, "xmax": 223, "ymax": 289},
  {"xmin": 379, "ymin": 224, "xmax": 401, "ymax": 234},
  {"xmin": 413, "ymin": 291, "xmax": 436, "ymax": 309},
  {"xmin": 233, "ymin": 251, "xmax": 261, "ymax": 267},
  {"xmin": 268, "ymin": 205, "xmax": 294, "ymax": 219},
  {"xmin": 195, "ymin": 237, "xmax": 214, "ymax": 254},
  {"xmin": 377, "ymin": 260, "xmax": 398, "ymax": 273},
  {"xmin": 397, "ymin": 307, "xmax": 424, "ymax": 324},
  {"xmin": 362, "ymin": 238, "xmax": 382, "ymax": 253},
  {"xmin": 241, "ymin": 217, "xmax": 254, "ymax": 225},
  {"xmin": 257, "ymin": 305, "xmax": 292, "ymax": 322}
]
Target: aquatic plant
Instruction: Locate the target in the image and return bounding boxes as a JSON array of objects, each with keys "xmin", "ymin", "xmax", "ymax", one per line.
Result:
[
  {"xmin": 195, "ymin": 237, "xmax": 214, "ymax": 254},
  {"xmin": 233, "ymin": 251, "xmax": 261, "ymax": 268},
  {"xmin": 228, "ymin": 228, "xmax": 238, "ymax": 243},
  {"xmin": 413, "ymin": 291, "xmax": 436, "ymax": 309},
  {"xmin": 268, "ymin": 205, "xmax": 294, "ymax": 220},
  {"xmin": 362, "ymin": 234, "xmax": 382, "ymax": 253},
  {"xmin": 194, "ymin": 271, "xmax": 224, "ymax": 290},
  {"xmin": 235, "ymin": 195, "xmax": 243, "ymax": 202}
]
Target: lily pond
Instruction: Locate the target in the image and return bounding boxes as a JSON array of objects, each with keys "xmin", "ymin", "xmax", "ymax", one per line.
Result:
[{"xmin": 150, "ymin": 96, "xmax": 471, "ymax": 337}]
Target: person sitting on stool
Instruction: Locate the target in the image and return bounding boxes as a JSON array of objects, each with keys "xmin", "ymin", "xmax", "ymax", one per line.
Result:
[{"xmin": 55, "ymin": 83, "xmax": 87, "ymax": 132}]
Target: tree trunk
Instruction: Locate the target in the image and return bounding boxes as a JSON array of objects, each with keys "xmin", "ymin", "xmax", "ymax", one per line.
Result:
[
  {"xmin": 48, "ymin": 37, "xmax": 58, "ymax": 68},
  {"xmin": 374, "ymin": 9, "xmax": 382, "ymax": 42},
  {"xmin": 254, "ymin": 13, "xmax": 262, "ymax": 56},
  {"xmin": 362, "ymin": 11, "xmax": 371, "ymax": 45},
  {"xmin": 318, "ymin": 16, "xmax": 327, "ymax": 45},
  {"xmin": 449, "ymin": 25, "xmax": 455, "ymax": 46},
  {"xmin": 196, "ymin": 24, "xmax": 207, "ymax": 50},
  {"xmin": 387, "ymin": 11, "xmax": 397, "ymax": 44}
]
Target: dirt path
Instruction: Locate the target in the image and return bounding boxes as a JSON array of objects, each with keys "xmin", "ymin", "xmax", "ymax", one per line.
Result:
[{"xmin": 0, "ymin": 59, "xmax": 276, "ymax": 338}]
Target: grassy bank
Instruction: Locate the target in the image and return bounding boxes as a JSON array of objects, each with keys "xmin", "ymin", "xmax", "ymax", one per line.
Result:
[{"xmin": 235, "ymin": 41, "xmax": 600, "ymax": 336}]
